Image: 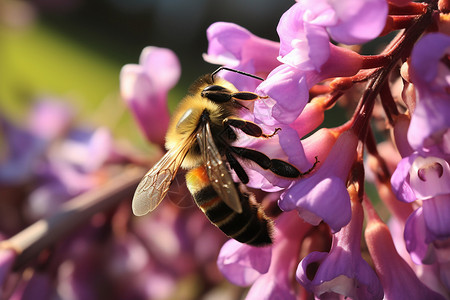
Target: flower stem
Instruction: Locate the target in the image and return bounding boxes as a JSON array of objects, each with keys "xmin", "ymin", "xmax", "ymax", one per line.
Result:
[
  {"xmin": 388, "ymin": 2, "xmax": 428, "ymax": 15},
  {"xmin": 351, "ymin": 3, "xmax": 434, "ymax": 140}
]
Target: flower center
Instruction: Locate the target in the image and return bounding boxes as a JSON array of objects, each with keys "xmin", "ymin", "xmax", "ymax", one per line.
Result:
[{"xmin": 417, "ymin": 161, "xmax": 444, "ymax": 181}]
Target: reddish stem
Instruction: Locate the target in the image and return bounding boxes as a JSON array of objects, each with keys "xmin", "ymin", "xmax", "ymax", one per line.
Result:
[
  {"xmin": 380, "ymin": 15, "xmax": 420, "ymax": 36},
  {"xmin": 388, "ymin": 2, "xmax": 428, "ymax": 15},
  {"xmin": 309, "ymin": 84, "xmax": 332, "ymax": 96},
  {"xmin": 379, "ymin": 81, "xmax": 400, "ymax": 126}
]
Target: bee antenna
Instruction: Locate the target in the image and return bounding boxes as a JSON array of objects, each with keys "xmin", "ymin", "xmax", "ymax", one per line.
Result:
[{"xmin": 211, "ymin": 67, "xmax": 265, "ymax": 82}]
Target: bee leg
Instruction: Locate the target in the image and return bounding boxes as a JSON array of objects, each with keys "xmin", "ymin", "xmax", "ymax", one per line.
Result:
[
  {"xmin": 223, "ymin": 118, "xmax": 281, "ymax": 138},
  {"xmin": 231, "ymin": 92, "xmax": 268, "ymax": 101},
  {"xmin": 225, "ymin": 151, "xmax": 249, "ymax": 184},
  {"xmin": 298, "ymin": 156, "xmax": 320, "ymax": 176},
  {"xmin": 231, "ymin": 147, "xmax": 319, "ymax": 178}
]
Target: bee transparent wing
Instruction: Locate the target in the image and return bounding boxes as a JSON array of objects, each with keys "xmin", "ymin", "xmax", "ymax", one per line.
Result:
[
  {"xmin": 132, "ymin": 136, "xmax": 194, "ymax": 216},
  {"xmin": 197, "ymin": 122, "xmax": 243, "ymax": 213}
]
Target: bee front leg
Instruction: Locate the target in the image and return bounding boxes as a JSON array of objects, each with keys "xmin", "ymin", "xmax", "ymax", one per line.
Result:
[{"xmin": 223, "ymin": 118, "xmax": 281, "ymax": 138}]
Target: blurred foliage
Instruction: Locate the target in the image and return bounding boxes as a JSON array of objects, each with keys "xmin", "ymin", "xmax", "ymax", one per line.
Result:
[{"xmin": 0, "ymin": 0, "xmax": 293, "ymax": 147}]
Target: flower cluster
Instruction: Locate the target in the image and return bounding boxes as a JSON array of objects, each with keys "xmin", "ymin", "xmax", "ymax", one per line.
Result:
[
  {"xmin": 2, "ymin": 0, "xmax": 448, "ymax": 299},
  {"xmin": 0, "ymin": 99, "xmax": 228, "ymax": 299},
  {"xmin": 121, "ymin": 0, "xmax": 450, "ymax": 299}
]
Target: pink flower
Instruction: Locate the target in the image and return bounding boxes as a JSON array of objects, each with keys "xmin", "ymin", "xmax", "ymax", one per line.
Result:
[
  {"xmin": 256, "ymin": 44, "xmax": 362, "ymax": 124},
  {"xmin": 364, "ymin": 199, "xmax": 446, "ymax": 300},
  {"xmin": 27, "ymin": 100, "xmax": 74, "ymax": 141},
  {"xmin": 407, "ymin": 33, "xmax": 450, "ymax": 155},
  {"xmin": 291, "ymin": 0, "xmax": 388, "ymax": 46},
  {"xmin": 297, "ymin": 194, "xmax": 383, "ymax": 299},
  {"xmin": 204, "ymin": 22, "xmax": 280, "ymax": 91},
  {"xmin": 217, "ymin": 239, "xmax": 272, "ymax": 286},
  {"xmin": 120, "ymin": 46, "xmax": 180, "ymax": 146},
  {"xmin": 279, "ymin": 129, "xmax": 358, "ymax": 232},
  {"xmin": 217, "ymin": 212, "xmax": 313, "ymax": 299}
]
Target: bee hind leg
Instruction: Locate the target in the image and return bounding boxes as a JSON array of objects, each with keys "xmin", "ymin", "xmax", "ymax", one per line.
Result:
[{"xmin": 223, "ymin": 117, "xmax": 280, "ymax": 138}]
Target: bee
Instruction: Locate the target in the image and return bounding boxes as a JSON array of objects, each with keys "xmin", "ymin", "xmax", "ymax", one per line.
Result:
[{"xmin": 132, "ymin": 67, "xmax": 317, "ymax": 246}]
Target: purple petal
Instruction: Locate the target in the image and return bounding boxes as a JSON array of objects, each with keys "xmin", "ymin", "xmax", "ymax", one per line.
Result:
[
  {"xmin": 422, "ymin": 194, "xmax": 450, "ymax": 240},
  {"xmin": 256, "ymin": 64, "xmax": 310, "ymax": 124},
  {"xmin": 404, "ymin": 208, "xmax": 435, "ymax": 264},
  {"xmin": 280, "ymin": 130, "xmax": 358, "ymax": 232},
  {"xmin": 277, "ymin": 3, "xmax": 331, "ymax": 70},
  {"xmin": 204, "ymin": 22, "xmax": 280, "ymax": 91},
  {"xmin": 139, "ymin": 46, "xmax": 180, "ymax": 92},
  {"xmin": 0, "ymin": 117, "xmax": 44, "ymax": 184},
  {"xmin": 407, "ymin": 93, "xmax": 450, "ymax": 153},
  {"xmin": 391, "ymin": 154, "xmax": 418, "ymax": 203},
  {"xmin": 366, "ymin": 211, "xmax": 447, "ymax": 300},
  {"xmin": 278, "ymin": 125, "xmax": 311, "ymax": 171},
  {"xmin": 410, "ymin": 33, "xmax": 450, "ymax": 91},
  {"xmin": 120, "ymin": 64, "xmax": 170, "ymax": 145},
  {"xmin": 297, "ymin": 195, "xmax": 383, "ymax": 299},
  {"xmin": 246, "ymin": 272, "xmax": 296, "ymax": 300},
  {"xmin": 28, "ymin": 100, "xmax": 74, "ymax": 140},
  {"xmin": 217, "ymin": 239, "xmax": 272, "ymax": 286},
  {"xmin": 296, "ymin": 251, "xmax": 328, "ymax": 288},
  {"xmin": 205, "ymin": 22, "xmax": 253, "ymax": 67},
  {"xmin": 27, "ymin": 182, "xmax": 70, "ymax": 220},
  {"xmin": 408, "ymin": 33, "xmax": 450, "ymax": 151},
  {"xmin": 280, "ymin": 176, "xmax": 351, "ymax": 232},
  {"xmin": 327, "ymin": 0, "xmax": 388, "ymax": 45},
  {"xmin": 409, "ymin": 156, "xmax": 450, "ymax": 200},
  {"xmin": 298, "ymin": 252, "xmax": 383, "ymax": 299}
]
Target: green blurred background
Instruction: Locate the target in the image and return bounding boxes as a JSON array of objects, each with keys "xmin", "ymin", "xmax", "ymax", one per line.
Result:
[{"xmin": 0, "ymin": 0, "xmax": 294, "ymax": 146}]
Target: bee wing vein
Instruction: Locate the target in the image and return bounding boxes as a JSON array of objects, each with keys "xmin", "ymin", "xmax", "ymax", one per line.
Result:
[{"xmin": 132, "ymin": 136, "xmax": 194, "ymax": 216}]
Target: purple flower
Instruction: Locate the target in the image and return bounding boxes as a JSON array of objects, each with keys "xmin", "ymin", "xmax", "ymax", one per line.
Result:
[
  {"xmin": 297, "ymin": 195, "xmax": 383, "ymax": 299},
  {"xmin": 392, "ymin": 154, "xmax": 450, "ymax": 200},
  {"xmin": 364, "ymin": 201, "xmax": 446, "ymax": 300},
  {"xmin": 392, "ymin": 155, "xmax": 450, "ymax": 241},
  {"xmin": 232, "ymin": 123, "xmax": 314, "ymax": 192},
  {"xmin": 25, "ymin": 127, "xmax": 116, "ymax": 220},
  {"xmin": 277, "ymin": 2, "xmax": 331, "ymax": 70},
  {"xmin": 0, "ymin": 116, "xmax": 44, "ymax": 184},
  {"xmin": 218, "ymin": 212, "xmax": 313, "ymax": 299},
  {"xmin": 27, "ymin": 100, "xmax": 74, "ymax": 141},
  {"xmin": 120, "ymin": 46, "xmax": 180, "ymax": 146},
  {"xmin": 255, "ymin": 0, "xmax": 380, "ymax": 124},
  {"xmin": 407, "ymin": 33, "xmax": 450, "ymax": 155},
  {"xmin": 217, "ymin": 239, "xmax": 272, "ymax": 286},
  {"xmin": 404, "ymin": 207, "xmax": 435, "ymax": 264},
  {"xmin": 204, "ymin": 22, "xmax": 280, "ymax": 91},
  {"xmin": 294, "ymin": 0, "xmax": 388, "ymax": 45},
  {"xmin": 408, "ymin": 155, "xmax": 450, "ymax": 201},
  {"xmin": 391, "ymin": 153, "xmax": 421, "ymax": 203},
  {"xmin": 256, "ymin": 44, "xmax": 362, "ymax": 125},
  {"xmin": 279, "ymin": 129, "xmax": 358, "ymax": 232}
]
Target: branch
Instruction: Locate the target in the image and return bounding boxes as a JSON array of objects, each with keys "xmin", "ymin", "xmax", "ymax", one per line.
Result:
[{"xmin": 0, "ymin": 166, "xmax": 146, "ymax": 271}]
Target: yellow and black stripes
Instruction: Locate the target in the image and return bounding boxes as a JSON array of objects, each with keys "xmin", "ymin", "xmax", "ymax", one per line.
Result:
[{"xmin": 186, "ymin": 166, "xmax": 273, "ymax": 246}]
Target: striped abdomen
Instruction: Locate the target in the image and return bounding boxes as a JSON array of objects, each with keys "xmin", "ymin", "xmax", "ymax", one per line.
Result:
[{"xmin": 186, "ymin": 166, "xmax": 273, "ymax": 246}]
